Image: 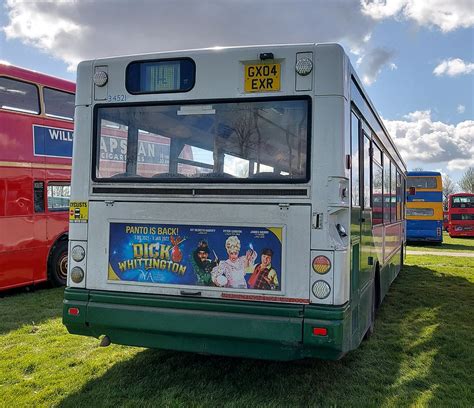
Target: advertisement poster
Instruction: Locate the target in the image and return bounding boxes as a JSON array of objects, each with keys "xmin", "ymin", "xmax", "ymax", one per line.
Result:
[
  {"xmin": 108, "ymin": 222, "xmax": 282, "ymax": 291},
  {"xmin": 33, "ymin": 125, "xmax": 73, "ymax": 158}
]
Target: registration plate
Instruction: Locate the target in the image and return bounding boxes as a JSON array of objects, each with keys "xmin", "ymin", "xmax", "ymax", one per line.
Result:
[{"xmin": 244, "ymin": 63, "xmax": 280, "ymax": 92}]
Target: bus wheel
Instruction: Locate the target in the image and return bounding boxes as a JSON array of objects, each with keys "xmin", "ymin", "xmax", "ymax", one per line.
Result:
[{"xmin": 49, "ymin": 241, "xmax": 68, "ymax": 287}]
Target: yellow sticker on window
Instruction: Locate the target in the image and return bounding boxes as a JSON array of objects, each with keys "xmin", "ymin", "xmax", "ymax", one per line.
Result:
[{"xmin": 69, "ymin": 201, "xmax": 88, "ymax": 223}]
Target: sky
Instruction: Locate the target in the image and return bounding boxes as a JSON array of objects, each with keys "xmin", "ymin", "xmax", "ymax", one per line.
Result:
[{"xmin": 0, "ymin": 0, "xmax": 473, "ymax": 184}]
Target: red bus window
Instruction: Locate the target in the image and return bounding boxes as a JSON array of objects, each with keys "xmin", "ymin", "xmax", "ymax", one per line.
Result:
[{"xmin": 0, "ymin": 77, "xmax": 40, "ymax": 114}]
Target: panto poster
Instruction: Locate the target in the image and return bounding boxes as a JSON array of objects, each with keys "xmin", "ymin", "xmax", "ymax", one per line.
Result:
[{"xmin": 108, "ymin": 223, "xmax": 283, "ymax": 291}]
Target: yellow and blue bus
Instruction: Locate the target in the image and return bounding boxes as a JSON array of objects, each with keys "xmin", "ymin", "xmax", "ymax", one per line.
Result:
[{"xmin": 406, "ymin": 171, "xmax": 443, "ymax": 243}]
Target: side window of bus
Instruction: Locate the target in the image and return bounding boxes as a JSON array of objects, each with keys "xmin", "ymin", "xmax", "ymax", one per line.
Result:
[
  {"xmin": 372, "ymin": 143, "xmax": 383, "ymax": 225},
  {"xmin": 0, "ymin": 77, "xmax": 40, "ymax": 114},
  {"xmin": 363, "ymin": 133, "xmax": 371, "ymax": 209},
  {"xmin": 396, "ymin": 171, "xmax": 402, "ymax": 220},
  {"xmin": 43, "ymin": 88, "xmax": 75, "ymax": 120},
  {"xmin": 47, "ymin": 184, "xmax": 71, "ymax": 211},
  {"xmin": 351, "ymin": 113, "xmax": 360, "ymax": 207},
  {"xmin": 391, "ymin": 163, "xmax": 397, "ymax": 222},
  {"xmin": 383, "ymin": 155, "xmax": 391, "ymax": 224}
]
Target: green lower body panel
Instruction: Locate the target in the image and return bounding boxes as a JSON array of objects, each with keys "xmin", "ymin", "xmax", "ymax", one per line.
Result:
[{"xmin": 63, "ymin": 288, "xmax": 353, "ymax": 361}]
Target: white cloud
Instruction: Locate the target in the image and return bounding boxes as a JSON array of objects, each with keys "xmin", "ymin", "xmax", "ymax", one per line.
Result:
[
  {"xmin": 361, "ymin": 0, "xmax": 474, "ymax": 32},
  {"xmin": 1, "ymin": 0, "xmax": 393, "ymax": 84},
  {"xmin": 457, "ymin": 104, "xmax": 466, "ymax": 114},
  {"xmin": 383, "ymin": 110, "xmax": 474, "ymax": 170},
  {"xmin": 433, "ymin": 58, "xmax": 474, "ymax": 76}
]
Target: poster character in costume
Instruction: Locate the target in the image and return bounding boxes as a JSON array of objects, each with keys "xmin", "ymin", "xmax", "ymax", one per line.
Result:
[
  {"xmin": 248, "ymin": 248, "xmax": 279, "ymax": 290},
  {"xmin": 190, "ymin": 240, "xmax": 218, "ymax": 286},
  {"xmin": 211, "ymin": 236, "xmax": 256, "ymax": 289}
]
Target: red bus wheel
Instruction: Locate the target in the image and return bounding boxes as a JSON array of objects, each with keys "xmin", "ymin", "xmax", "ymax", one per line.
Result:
[{"xmin": 49, "ymin": 241, "xmax": 68, "ymax": 287}]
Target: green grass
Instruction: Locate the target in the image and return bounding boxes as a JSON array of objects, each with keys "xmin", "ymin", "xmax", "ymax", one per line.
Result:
[
  {"xmin": 407, "ymin": 232, "xmax": 474, "ymax": 253},
  {"xmin": 1, "ymin": 255, "xmax": 473, "ymax": 407}
]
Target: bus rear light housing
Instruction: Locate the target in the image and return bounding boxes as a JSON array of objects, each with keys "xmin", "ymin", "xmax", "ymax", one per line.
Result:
[
  {"xmin": 93, "ymin": 70, "xmax": 108, "ymax": 87},
  {"xmin": 71, "ymin": 245, "xmax": 85, "ymax": 262},
  {"xmin": 68, "ymin": 307, "xmax": 80, "ymax": 316},
  {"xmin": 312, "ymin": 280, "xmax": 331, "ymax": 299},
  {"xmin": 312, "ymin": 255, "xmax": 331, "ymax": 274},
  {"xmin": 70, "ymin": 266, "xmax": 85, "ymax": 283},
  {"xmin": 312, "ymin": 327, "xmax": 328, "ymax": 336},
  {"xmin": 295, "ymin": 57, "xmax": 313, "ymax": 76}
]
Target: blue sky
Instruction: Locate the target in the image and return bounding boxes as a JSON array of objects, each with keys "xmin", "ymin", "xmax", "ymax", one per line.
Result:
[{"xmin": 1, "ymin": 0, "xmax": 472, "ymax": 184}]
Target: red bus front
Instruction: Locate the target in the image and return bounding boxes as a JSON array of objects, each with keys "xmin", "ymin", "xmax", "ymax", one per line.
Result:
[{"xmin": 447, "ymin": 193, "xmax": 474, "ymax": 238}]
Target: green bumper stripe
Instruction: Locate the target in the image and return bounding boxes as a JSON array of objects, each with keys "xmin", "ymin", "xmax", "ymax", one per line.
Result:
[{"xmin": 63, "ymin": 288, "xmax": 353, "ymax": 360}]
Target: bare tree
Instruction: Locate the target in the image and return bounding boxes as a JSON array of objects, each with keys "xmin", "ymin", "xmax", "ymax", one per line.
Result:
[
  {"xmin": 459, "ymin": 167, "xmax": 474, "ymax": 193},
  {"xmin": 442, "ymin": 174, "xmax": 457, "ymax": 208},
  {"xmin": 411, "ymin": 167, "xmax": 424, "ymax": 171},
  {"xmin": 230, "ymin": 107, "xmax": 257, "ymax": 157}
]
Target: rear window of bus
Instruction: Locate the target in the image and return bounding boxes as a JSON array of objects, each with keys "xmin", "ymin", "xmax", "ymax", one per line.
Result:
[
  {"xmin": 407, "ymin": 177, "xmax": 437, "ymax": 189},
  {"xmin": 0, "ymin": 77, "xmax": 40, "ymax": 114},
  {"xmin": 93, "ymin": 98, "xmax": 310, "ymax": 183}
]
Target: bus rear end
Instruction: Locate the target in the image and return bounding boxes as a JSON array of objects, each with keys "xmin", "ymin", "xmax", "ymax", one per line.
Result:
[
  {"xmin": 406, "ymin": 172, "xmax": 443, "ymax": 243},
  {"xmin": 448, "ymin": 193, "xmax": 474, "ymax": 237},
  {"xmin": 64, "ymin": 44, "xmax": 377, "ymax": 360}
]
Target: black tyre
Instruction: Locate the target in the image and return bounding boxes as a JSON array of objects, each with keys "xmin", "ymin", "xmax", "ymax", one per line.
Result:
[{"xmin": 49, "ymin": 240, "xmax": 68, "ymax": 287}]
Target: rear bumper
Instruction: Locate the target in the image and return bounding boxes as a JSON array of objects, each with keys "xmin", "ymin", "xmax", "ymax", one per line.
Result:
[{"xmin": 63, "ymin": 288, "xmax": 352, "ymax": 361}]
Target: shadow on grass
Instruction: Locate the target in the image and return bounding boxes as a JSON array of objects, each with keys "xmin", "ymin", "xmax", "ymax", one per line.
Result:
[
  {"xmin": 0, "ymin": 286, "xmax": 63, "ymax": 335},
  {"xmin": 57, "ymin": 265, "xmax": 473, "ymax": 407}
]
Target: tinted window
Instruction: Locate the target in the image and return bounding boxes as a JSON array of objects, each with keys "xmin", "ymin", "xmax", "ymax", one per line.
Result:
[
  {"xmin": 363, "ymin": 134, "xmax": 371, "ymax": 208},
  {"xmin": 407, "ymin": 177, "xmax": 437, "ymax": 189},
  {"xmin": 406, "ymin": 208, "xmax": 434, "ymax": 216},
  {"xmin": 372, "ymin": 163, "xmax": 383, "ymax": 225},
  {"xmin": 383, "ymin": 156, "xmax": 390, "ymax": 223},
  {"xmin": 452, "ymin": 213, "xmax": 474, "ymax": 220},
  {"xmin": 391, "ymin": 163, "xmax": 397, "ymax": 222},
  {"xmin": 351, "ymin": 113, "xmax": 360, "ymax": 207},
  {"xmin": 44, "ymin": 88, "xmax": 75, "ymax": 120},
  {"xmin": 452, "ymin": 196, "xmax": 474, "ymax": 207},
  {"xmin": 95, "ymin": 98, "xmax": 309, "ymax": 182},
  {"xmin": 47, "ymin": 184, "xmax": 71, "ymax": 211},
  {"xmin": 0, "ymin": 77, "xmax": 39, "ymax": 114}
]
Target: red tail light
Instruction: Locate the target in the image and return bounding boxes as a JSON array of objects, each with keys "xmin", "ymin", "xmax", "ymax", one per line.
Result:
[
  {"xmin": 68, "ymin": 307, "xmax": 80, "ymax": 316},
  {"xmin": 312, "ymin": 327, "xmax": 328, "ymax": 336}
]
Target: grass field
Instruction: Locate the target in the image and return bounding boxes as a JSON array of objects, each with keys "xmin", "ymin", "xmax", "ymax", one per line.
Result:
[
  {"xmin": 407, "ymin": 232, "xmax": 474, "ymax": 253},
  {"xmin": 1, "ymin": 254, "xmax": 473, "ymax": 407}
]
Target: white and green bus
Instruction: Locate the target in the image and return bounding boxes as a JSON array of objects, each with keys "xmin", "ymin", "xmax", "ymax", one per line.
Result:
[{"xmin": 64, "ymin": 43, "xmax": 406, "ymax": 360}]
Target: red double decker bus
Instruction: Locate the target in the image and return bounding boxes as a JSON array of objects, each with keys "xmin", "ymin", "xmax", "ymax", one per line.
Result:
[
  {"xmin": 447, "ymin": 193, "xmax": 474, "ymax": 238},
  {"xmin": 0, "ymin": 63, "xmax": 75, "ymax": 290}
]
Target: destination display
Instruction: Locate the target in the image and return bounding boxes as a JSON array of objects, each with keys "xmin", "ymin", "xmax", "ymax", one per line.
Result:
[{"xmin": 108, "ymin": 222, "xmax": 283, "ymax": 291}]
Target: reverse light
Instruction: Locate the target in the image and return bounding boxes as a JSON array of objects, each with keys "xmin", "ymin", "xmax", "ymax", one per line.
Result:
[
  {"xmin": 295, "ymin": 57, "xmax": 313, "ymax": 76},
  {"xmin": 70, "ymin": 266, "xmax": 84, "ymax": 283},
  {"xmin": 312, "ymin": 280, "xmax": 331, "ymax": 299},
  {"xmin": 312, "ymin": 256, "xmax": 331, "ymax": 274},
  {"xmin": 93, "ymin": 70, "xmax": 108, "ymax": 87},
  {"xmin": 71, "ymin": 245, "xmax": 85, "ymax": 262}
]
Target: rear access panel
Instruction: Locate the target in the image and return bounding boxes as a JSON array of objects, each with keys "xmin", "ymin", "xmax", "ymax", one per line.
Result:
[{"xmin": 86, "ymin": 201, "xmax": 311, "ymax": 304}]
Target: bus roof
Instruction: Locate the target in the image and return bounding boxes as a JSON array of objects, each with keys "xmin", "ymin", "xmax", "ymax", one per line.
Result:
[
  {"xmin": 0, "ymin": 63, "xmax": 75, "ymax": 93},
  {"xmin": 407, "ymin": 171, "xmax": 441, "ymax": 177},
  {"xmin": 449, "ymin": 192, "xmax": 474, "ymax": 197}
]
